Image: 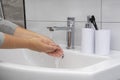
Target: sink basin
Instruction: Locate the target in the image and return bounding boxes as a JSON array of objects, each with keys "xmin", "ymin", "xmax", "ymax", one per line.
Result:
[
  {"xmin": 25, "ymin": 49, "xmax": 109, "ymax": 69},
  {"xmin": 0, "ymin": 48, "xmax": 120, "ymax": 80}
]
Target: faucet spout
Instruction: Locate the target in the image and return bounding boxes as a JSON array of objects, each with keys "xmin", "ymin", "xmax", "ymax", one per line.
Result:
[{"xmin": 47, "ymin": 17, "xmax": 75, "ymax": 49}]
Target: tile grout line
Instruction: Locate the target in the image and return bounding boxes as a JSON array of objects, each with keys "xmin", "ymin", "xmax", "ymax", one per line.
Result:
[
  {"xmin": 26, "ymin": 20, "xmax": 120, "ymax": 23},
  {"xmin": 100, "ymin": 0, "xmax": 103, "ymax": 29}
]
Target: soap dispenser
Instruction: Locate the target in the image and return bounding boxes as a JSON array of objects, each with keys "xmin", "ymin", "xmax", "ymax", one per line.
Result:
[{"xmin": 81, "ymin": 16, "xmax": 95, "ymax": 54}]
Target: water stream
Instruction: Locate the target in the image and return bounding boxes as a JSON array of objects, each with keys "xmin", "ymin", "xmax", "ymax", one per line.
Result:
[
  {"xmin": 49, "ymin": 32, "xmax": 63, "ymax": 68},
  {"xmin": 55, "ymin": 58, "xmax": 61, "ymax": 68}
]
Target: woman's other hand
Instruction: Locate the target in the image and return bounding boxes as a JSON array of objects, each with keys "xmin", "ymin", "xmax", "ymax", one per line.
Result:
[{"xmin": 29, "ymin": 38, "xmax": 63, "ymax": 57}]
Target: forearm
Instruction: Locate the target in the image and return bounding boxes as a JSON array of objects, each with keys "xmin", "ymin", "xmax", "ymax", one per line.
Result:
[
  {"xmin": 0, "ymin": 33, "xmax": 30, "ymax": 49},
  {"xmin": 0, "ymin": 19, "xmax": 38, "ymax": 38},
  {"xmin": 0, "ymin": 20, "xmax": 63, "ymax": 57},
  {"xmin": 14, "ymin": 27, "xmax": 53, "ymax": 42},
  {"xmin": 0, "ymin": 33, "xmax": 49, "ymax": 52},
  {"xmin": 0, "ymin": 20, "xmax": 52, "ymax": 42},
  {"xmin": 0, "ymin": 33, "xmax": 58, "ymax": 54},
  {"xmin": 0, "ymin": 31, "xmax": 63, "ymax": 57},
  {"xmin": 14, "ymin": 27, "xmax": 40, "ymax": 38}
]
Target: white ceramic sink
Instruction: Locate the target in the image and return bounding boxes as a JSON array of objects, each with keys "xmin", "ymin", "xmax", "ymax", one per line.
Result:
[
  {"xmin": 25, "ymin": 49, "xmax": 109, "ymax": 69},
  {"xmin": 0, "ymin": 48, "xmax": 120, "ymax": 80}
]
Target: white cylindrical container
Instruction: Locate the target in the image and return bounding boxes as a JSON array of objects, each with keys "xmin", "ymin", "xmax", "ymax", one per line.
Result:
[
  {"xmin": 81, "ymin": 28, "xmax": 95, "ymax": 54},
  {"xmin": 95, "ymin": 29, "xmax": 111, "ymax": 55}
]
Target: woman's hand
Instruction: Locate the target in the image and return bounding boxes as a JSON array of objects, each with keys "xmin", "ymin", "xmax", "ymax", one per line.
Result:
[
  {"xmin": 47, "ymin": 44, "xmax": 63, "ymax": 57},
  {"xmin": 14, "ymin": 27, "xmax": 63, "ymax": 57},
  {"xmin": 29, "ymin": 38, "xmax": 63, "ymax": 57}
]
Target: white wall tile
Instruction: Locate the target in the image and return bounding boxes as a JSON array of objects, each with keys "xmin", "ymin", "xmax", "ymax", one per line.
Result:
[
  {"xmin": 102, "ymin": 23, "xmax": 120, "ymax": 50},
  {"xmin": 25, "ymin": 0, "xmax": 101, "ymax": 21},
  {"xmin": 102, "ymin": 0, "xmax": 120, "ymax": 22},
  {"xmin": 25, "ymin": 0, "xmax": 120, "ymax": 51}
]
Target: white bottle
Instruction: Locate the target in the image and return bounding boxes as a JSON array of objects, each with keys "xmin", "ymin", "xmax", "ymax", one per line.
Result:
[
  {"xmin": 81, "ymin": 24, "xmax": 95, "ymax": 54},
  {"xmin": 95, "ymin": 29, "xmax": 111, "ymax": 55}
]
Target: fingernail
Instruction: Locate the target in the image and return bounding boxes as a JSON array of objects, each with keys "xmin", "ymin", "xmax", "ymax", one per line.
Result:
[{"xmin": 62, "ymin": 54, "xmax": 64, "ymax": 59}]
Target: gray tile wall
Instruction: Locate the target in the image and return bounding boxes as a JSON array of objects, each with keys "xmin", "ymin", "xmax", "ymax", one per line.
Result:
[{"xmin": 2, "ymin": 0, "xmax": 25, "ymax": 27}]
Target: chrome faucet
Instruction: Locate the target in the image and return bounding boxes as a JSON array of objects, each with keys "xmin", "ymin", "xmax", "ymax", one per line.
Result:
[{"xmin": 47, "ymin": 17, "xmax": 75, "ymax": 49}]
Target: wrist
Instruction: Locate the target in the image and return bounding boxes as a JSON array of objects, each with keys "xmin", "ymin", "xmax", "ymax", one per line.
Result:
[
  {"xmin": 27, "ymin": 38, "xmax": 33, "ymax": 50},
  {"xmin": 27, "ymin": 38, "xmax": 38, "ymax": 51}
]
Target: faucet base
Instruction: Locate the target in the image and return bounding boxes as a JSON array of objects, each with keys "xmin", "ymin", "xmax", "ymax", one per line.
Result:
[{"xmin": 66, "ymin": 47, "xmax": 75, "ymax": 49}]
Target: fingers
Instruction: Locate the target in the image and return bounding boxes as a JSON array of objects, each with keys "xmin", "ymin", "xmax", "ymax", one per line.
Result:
[
  {"xmin": 47, "ymin": 47, "xmax": 63, "ymax": 57},
  {"xmin": 46, "ymin": 43, "xmax": 64, "ymax": 57},
  {"xmin": 30, "ymin": 37, "xmax": 64, "ymax": 58},
  {"xmin": 29, "ymin": 38, "xmax": 55, "ymax": 53}
]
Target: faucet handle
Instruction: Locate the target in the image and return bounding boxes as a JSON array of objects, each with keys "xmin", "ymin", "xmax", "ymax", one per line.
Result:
[
  {"xmin": 67, "ymin": 17, "xmax": 75, "ymax": 21},
  {"xmin": 67, "ymin": 17, "xmax": 75, "ymax": 28},
  {"xmin": 47, "ymin": 27, "xmax": 54, "ymax": 31}
]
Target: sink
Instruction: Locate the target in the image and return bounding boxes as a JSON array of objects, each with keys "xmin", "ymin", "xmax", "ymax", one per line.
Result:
[
  {"xmin": 25, "ymin": 49, "xmax": 109, "ymax": 69},
  {"xmin": 0, "ymin": 48, "xmax": 120, "ymax": 80}
]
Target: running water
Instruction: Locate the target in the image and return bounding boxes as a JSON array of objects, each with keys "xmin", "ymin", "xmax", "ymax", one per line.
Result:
[
  {"xmin": 49, "ymin": 31, "xmax": 64, "ymax": 68},
  {"xmin": 55, "ymin": 55, "xmax": 64, "ymax": 68},
  {"xmin": 55, "ymin": 58, "xmax": 61, "ymax": 68}
]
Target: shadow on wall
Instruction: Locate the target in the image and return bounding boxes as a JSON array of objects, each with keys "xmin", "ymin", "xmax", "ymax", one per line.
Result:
[{"xmin": 1, "ymin": 0, "xmax": 25, "ymax": 27}]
